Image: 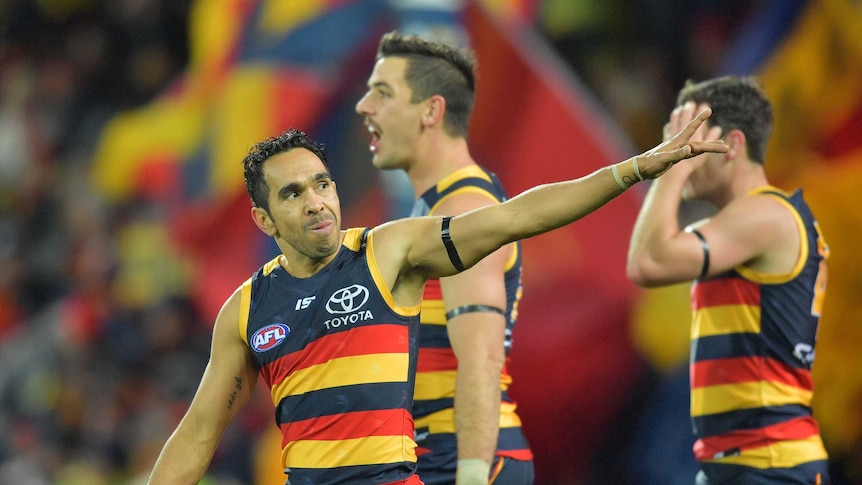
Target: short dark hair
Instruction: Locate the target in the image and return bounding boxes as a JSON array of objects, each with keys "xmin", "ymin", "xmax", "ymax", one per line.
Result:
[
  {"xmin": 242, "ymin": 129, "xmax": 328, "ymax": 212},
  {"xmin": 676, "ymin": 75, "xmax": 773, "ymax": 164},
  {"xmin": 378, "ymin": 31, "xmax": 477, "ymax": 137}
]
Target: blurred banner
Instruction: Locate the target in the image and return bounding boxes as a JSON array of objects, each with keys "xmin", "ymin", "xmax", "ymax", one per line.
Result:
[
  {"xmin": 89, "ymin": 0, "xmax": 862, "ymax": 483},
  {"xmin": 91, "ymin": 0, "xmax": 396, "ymax": 320},
  {"xmin": 757, "ymin": 0, "xmax": 862, "ymax": 473}
]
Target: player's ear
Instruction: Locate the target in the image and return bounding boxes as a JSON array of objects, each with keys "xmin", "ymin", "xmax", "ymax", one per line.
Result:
[
  {"xmin": 725, "ymin": 129, "xmax": 746, "ymax": 160},
  {"xmin": 251, "ymin": 206, "xmax": 277, "ymax": 236},
  {"xmin": 422, "ymin": 95, "xmax": 445, "ymax": 127}
]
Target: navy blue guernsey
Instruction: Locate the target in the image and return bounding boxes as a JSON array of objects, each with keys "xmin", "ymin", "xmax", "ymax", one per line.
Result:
[
  {"xmin": 409, "ymin": 165, "xmax": 533, "ymax": 464},
  {"xmin": 239, "ymin": 228, "xmax": 423, "ymax": 485},
  {"xmin": 689, "ymin": 187, "xmax": 829, "ymax": 477}
]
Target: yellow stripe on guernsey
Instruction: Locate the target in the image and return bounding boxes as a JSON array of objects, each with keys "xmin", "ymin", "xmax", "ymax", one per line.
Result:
[
  {"xmin": 420, "ymin": 298, "xmax": 447, "ymax": 326},
  {"xmin": 271, "ymin": 353, "xmax": 409, "ymax": 401},
  {"xmin": 415, "ymin": 370, "xmax": 513, "ymax": 401},
  {"xmin": 702, "ymin": 434, "xmax": 827, "ymax": 468},
  {"xmin": 238, "ymin": 277, "xmax": 253, "ymax": 345},
  {"xmin": 434, "ymin": 165, "xmax": 493, "ymax": 193},
  {"xmin": 364, "ymin": 228, "xmax": 421, "ymax": 316},
  {"xmin": 414, "ymin": 371, "xmax": 457, "ymax": 401},
  {"xmin": 692, "ymin": 304, "xmax": 761, "ymax": 338},
  {"xmin": 239, "ymin": 255, "xmax": 291, "ymax": 344},
  {"xmin": 415, "ymin": 402, "xmax": 523, "ymax": 434},
  {"xmin": 736, "ymin": 187, "xmax": 809, "ymax": 285},
  {"xmin": 284, "ymin": 435, "xmax": 417, "ymax": 469},
  {"xmin": 691, "ymin": 380, "xmax": 814, "ymax": 417}
]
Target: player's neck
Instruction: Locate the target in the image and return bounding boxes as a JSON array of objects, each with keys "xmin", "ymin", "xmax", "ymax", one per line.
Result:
[
  {"xmin": 720, "ymin": 159, "xmax": 770, "ymax": 207},
  {"xmin": 407, "ymin": 137, "xmax": 474, "ymax": 198},
  {"xmin": 735, "ymin": 160, "xmax": 769, "ymax": 192}
]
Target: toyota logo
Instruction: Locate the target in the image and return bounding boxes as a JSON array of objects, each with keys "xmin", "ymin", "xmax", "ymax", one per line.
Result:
[{"xmin": 326, "ymin": 285, "xmax": 370, "ymax": 314}]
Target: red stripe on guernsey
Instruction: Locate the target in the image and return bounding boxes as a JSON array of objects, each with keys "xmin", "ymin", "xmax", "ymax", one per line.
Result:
[
  {"xmin": 693, "ymin": 415, "xmax": 821, "ymax": 460},
  {"xmin": 423, "ymin": 279, "xmax": 442, "ymax": 301},
  {"xmin": 281, "ymin": 409, "xmax": 410, "ymax": 443},
  {"xmin": 260, "ymin": 324, "xmax": 408, "ymax": 385},
  {"xmin": 416, "ymin": 348, "xmax": 458, "ymax": 372},
  {"xmin": 382, "ymin": 475, "xmax": 423, "ymax": 485},
  {"xmin": 498, "ymin": 449, "xmax": 535, "ymax": 460},
  {"xmin": 692, "ymin": 278, "xmax": 760, "ymax": 309},
  {"xmin": 690, "ymin": 356, "xmax": 813, "ymax": 390}
]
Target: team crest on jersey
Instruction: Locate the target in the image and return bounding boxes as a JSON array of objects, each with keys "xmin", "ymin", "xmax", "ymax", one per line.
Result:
[{"xmin": 251, "ymin": 323, "xmax": 290, "ymax": 352}]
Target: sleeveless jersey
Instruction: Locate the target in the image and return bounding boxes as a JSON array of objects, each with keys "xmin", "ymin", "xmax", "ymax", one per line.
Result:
[
  {"xmin": 239, "ymin": 228, "xmax": 423, "ymax": 485},
  {"xmin": 409, "ymin": 165, "xmax": 532, "ymax": 461},
  {"xmin": 689, "ymin": 187, "xmax": 829, "ymax": 470}
]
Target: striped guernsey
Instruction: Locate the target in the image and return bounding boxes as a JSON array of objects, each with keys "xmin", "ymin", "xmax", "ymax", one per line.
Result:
[
  {"xmin": 239, "ymin": 228, "xmax": 422, "ymax": 485},
  {"xmin": 689, "ymin": 187, "xmax": 829, "ymax": 474},
  {"xmin": 410, "ymin": 165, "xmax": 533, "ymax": 467}
]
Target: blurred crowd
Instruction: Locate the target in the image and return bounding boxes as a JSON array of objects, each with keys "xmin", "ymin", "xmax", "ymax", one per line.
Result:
[
  {"xmin": 536, "ymin": 0, "xmax": 758, "ymax": 151},
  {"xmin": 1, "ymin": 1, "xmax": 855, "ymax": 484},
  {"xmin": 0, "ymin": 1, "xmax": 232, "ymax": 483}
]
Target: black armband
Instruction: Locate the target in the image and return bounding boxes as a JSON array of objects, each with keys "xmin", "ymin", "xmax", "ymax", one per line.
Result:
[
  {"xmin": 445, "ymin": 304, "xmax": 506, "ymax": 321},
  {"xmin": 441, "ymin": 216, "xmax": 466, "ymax": 272},
  {"xmin": 689, "ymin": 228, "xmax": 710, "ymax": 279}
]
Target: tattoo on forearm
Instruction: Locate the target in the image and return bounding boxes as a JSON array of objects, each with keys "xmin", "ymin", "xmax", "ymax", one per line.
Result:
[{"xmin": 227, "ymin": 376, "xmax": 243, "ymax": 409}]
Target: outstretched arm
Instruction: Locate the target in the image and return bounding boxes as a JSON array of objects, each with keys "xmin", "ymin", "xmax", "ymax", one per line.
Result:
[
  {"xmin": 372, "ymin": 108, "xmax": 726, "ymax": 306},
  {"xmin": 440, "ymin": 108, "xmax": 727, "ymax": 273},
  {"xmin": 147, "ymin": 289, "xmax": 259, "ymax": 484}
]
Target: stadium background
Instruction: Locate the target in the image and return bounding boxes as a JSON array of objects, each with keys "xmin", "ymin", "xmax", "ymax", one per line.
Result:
[{"xmin": 0, "ymin": 0, "xmax": 860, "ymax": 483}]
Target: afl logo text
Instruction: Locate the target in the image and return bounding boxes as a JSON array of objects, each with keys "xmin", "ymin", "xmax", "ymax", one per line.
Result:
[
  {"xmin": 251, "ymin": 324, "xmax": 290, "ymax": 353},
  {"xmin": 326, "ymin": 285, "xmax": 370, "ymax": 314}
]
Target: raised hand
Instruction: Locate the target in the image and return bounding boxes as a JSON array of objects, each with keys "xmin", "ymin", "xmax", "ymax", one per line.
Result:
[{"xmin": 636, "ymin": 106, "xmax": 728, "ymax": 179}]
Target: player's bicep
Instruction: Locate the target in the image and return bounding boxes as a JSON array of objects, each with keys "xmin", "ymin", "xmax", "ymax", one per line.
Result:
[
  {"xmin": 374, "ymin": 216, "xmax": 463, "ymax": 280},
  {"xmin": 186, "ymin": 290, "xmax": 258, "ymax": 433},
  {"xmin": 684, "ymin": 201, "xmax": 784, "ymax": 280},
  {"xmin": 441, "ymin": 201, "xmax": 519, "ymax": 275},
  {"xmin": 631, "ymin": 228, "xmax": 713, "ymax": 286},
  {"xmin": 699, "ymin": 197, "xmax": 798, "ymax": 275}
]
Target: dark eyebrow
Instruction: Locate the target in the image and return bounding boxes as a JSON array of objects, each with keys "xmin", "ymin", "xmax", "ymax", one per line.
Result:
[
  {"xmin": 370, "ymin": 80, "xmax": 390, "ymax": 91},
  {"xmin": 277, "ymin": 182, "xmax": 301, "ymax": 199},
  {"xmin": 277, "ymin": 172, "xmax": 331, "ymax": 199}
]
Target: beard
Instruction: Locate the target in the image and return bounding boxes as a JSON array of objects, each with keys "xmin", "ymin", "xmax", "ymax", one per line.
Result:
[{"xmin": 277, "ymin": 214, "xmax": 341, "ymax": 263}]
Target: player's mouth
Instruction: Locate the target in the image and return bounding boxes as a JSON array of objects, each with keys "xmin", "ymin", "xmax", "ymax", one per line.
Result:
[
  {"xmin": 366, "ymin": 122, "xmax": 381, "ymax": 153},
  {"xmin": 308, "ymin": 217, "xmax": 334, "ymax": 233}
]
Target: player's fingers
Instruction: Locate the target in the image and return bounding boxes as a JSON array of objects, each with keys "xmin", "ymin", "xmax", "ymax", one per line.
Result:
[
  {"xmin": 690, "ymin": 140, "xmax": 729, "ymax": 156},
  {"xmin": 680, "ymin": 101, "xmax": 697, "ymax": 124},
  {"xmin": 706, "ymin": 125, "xmax": 723, "ymax": 142},
  {"xmin": 669, "ymin": 105, "xmax": 683, "ymax": 135},
  {"xmin": 663, "ymin": 122, "xmax": 673, "ymax": 140},
  {"xmin": 675, "ymin": 108, "xmax": 712, "ymax": 143}
]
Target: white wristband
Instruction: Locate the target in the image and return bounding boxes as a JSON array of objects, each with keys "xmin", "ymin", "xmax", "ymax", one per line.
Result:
[
  {"xmin": 611, "ymin": 164, "xmax": 627, "ymax": 191},
  {"xmin": 456, "ymin": 458, "xmax": 491, "ymax": 485},
  {"xmin": 631, "ymin": 157, "xmax": 644, "ymax": 181}
]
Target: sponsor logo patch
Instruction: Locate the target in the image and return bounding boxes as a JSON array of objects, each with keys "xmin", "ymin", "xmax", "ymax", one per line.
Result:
[{"xmin": 326, "ymin": 285, "xmax": 369, "ymax": 314}]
